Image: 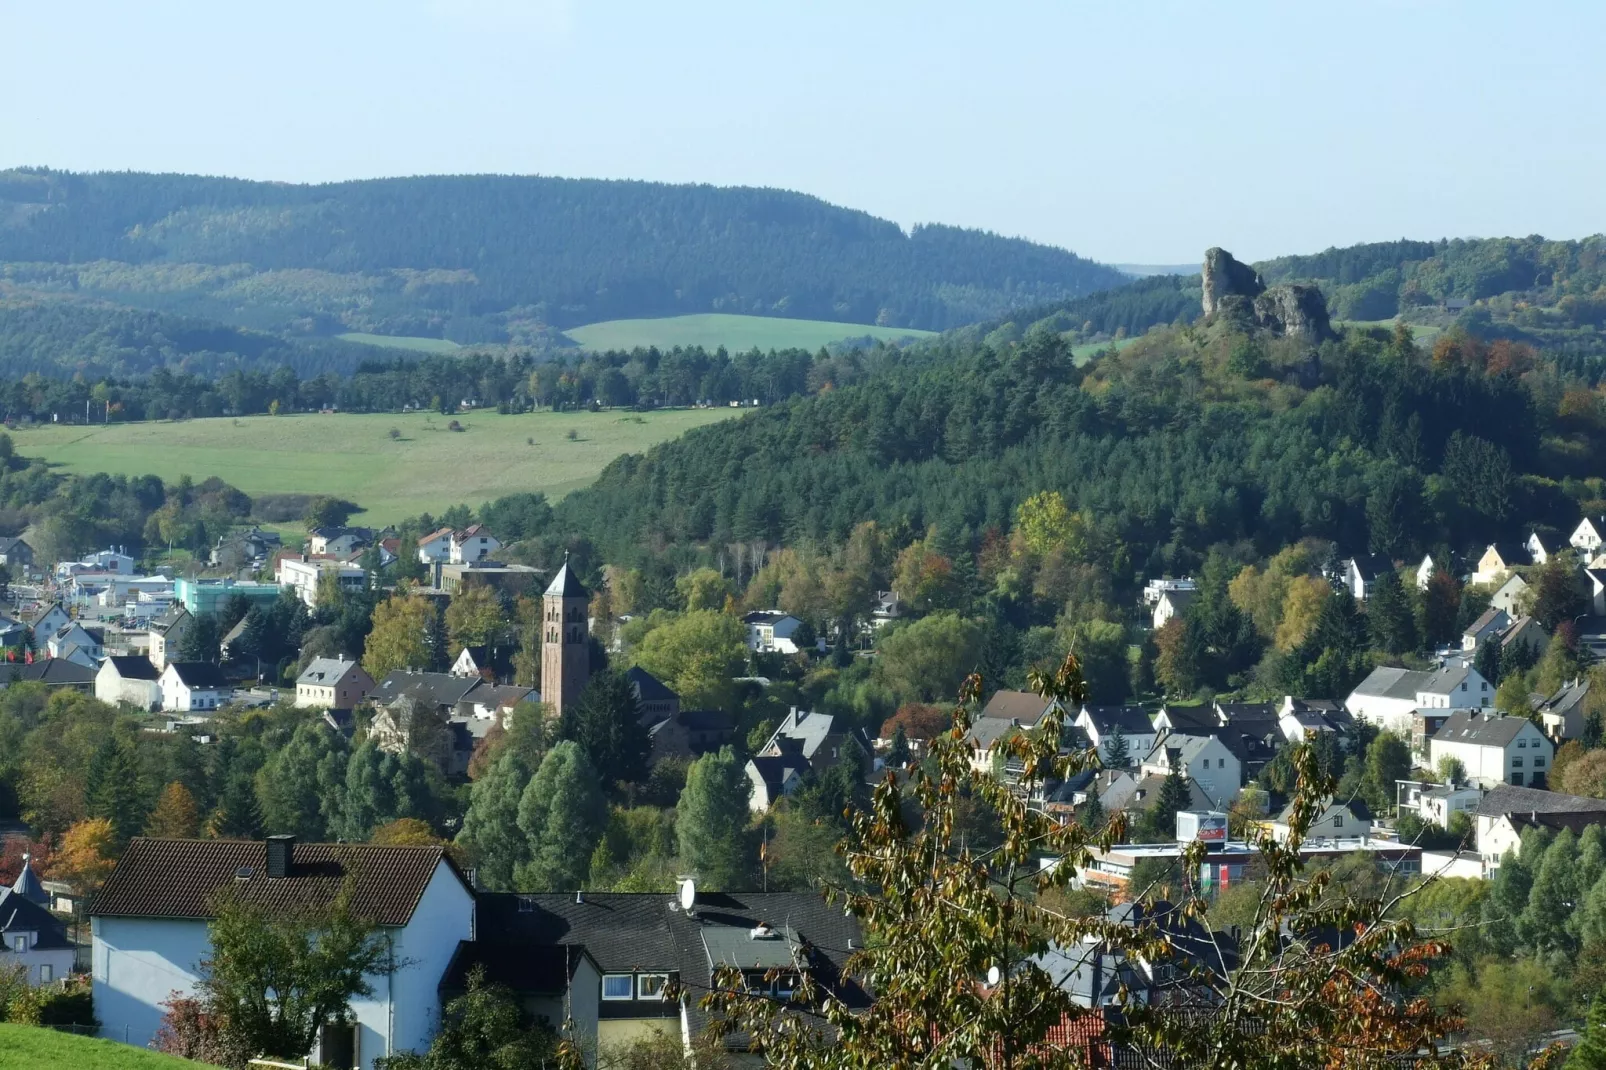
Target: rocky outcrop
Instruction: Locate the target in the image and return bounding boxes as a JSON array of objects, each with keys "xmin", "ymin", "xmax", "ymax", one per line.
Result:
[
  {"xmin": 1202, "ymin": 247, "xmax": 1264, "ymax": 316},
  {"xmin": 1201, "ymin": 247, "xmax": 1332, "ymax": 341}
]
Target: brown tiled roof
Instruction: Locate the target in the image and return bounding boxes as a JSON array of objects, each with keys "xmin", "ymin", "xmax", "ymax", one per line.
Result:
[{"xmin": 91, "ymin": 838, "xmax": 466, "ymax": 926}]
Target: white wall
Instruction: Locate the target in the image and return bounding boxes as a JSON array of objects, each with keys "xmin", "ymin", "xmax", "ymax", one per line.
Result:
[
  {"xmin": 93, "ymin": 915, "xmax": 211, "ymax": 1049},
  {"xmin": 1184, "ymin": 739, "xmax": 1241, "ymax": 807},
  {"xmin": 376, "ymin": 861, "xmax": 475, "ymax": 1067}
]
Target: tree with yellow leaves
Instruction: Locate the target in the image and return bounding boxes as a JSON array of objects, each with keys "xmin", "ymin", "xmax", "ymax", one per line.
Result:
[
  {"xmin": 144, "ymin": 782, "xmax": 200, "ymax": 839},
  {"xmin": 363, "ymin": 588, "xmax": 434, "ymax": 680},
  {"xmin": 52, "ymin": 817, "xmax": 119, "ymax": 897}
]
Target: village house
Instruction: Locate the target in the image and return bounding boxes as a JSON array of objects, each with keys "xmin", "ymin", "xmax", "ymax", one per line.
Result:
[
  {"xmin": 0, "ymin": 536, "xmax": 34, "ymax": 572},
  {"xmin": 625, "ymin": 665, "xmax": 680, "ymax": 724},
  {"xmin": 91, "ymin": 836, "xmax": 473, "ymax": 1069},
  {"xmin": 1471, "ymin": 543, "xmax": 1526, "ymax": 587},
  {"xmin": 96, "ymin": 655, "xmax": 162, "ymax": 709},
  {"xmin": 1462, "ymin": 607, "xmax": 1511, "ymax": 651},
  {"xmin": 295, "ymin": 656, "xmax": 375, "ymax": 710},
  {"xmin": 1345, "ymin": 664, "xmax": 1493, "ymax": 737},
  {"xmin": 1414, "ymin": 553, "xmax": 1438, "ymax": 590},
  {"xmin": 1, "ymin": 857, "xmax": 74, "ymax": 987},
  {"xmin": 448, "ymin": 644, "xmax": 514, "ymax": 682},
  {"xmin": 1142, "ymin": 578, "xmax": 1197, "ymax": 605},
  {"xmin": 1488, "ymin": 573, "xmax": 1529, "ymax": 616},
  {"xmin": 1538, "ymin": 678, "xmax": 1591, "ymax": 741},
  {"xmin": 649, "ymin": 708, "xmax": 736, "ymax": 764},
  {"xmin": 1572, "ymin": 516, "xmax": 1606, "ymax": 555},
  {"xmin": 1527, "ymin": 531, "xmax": 1555, "ymax": 565},
  {"xmin": 308, "ymin": 526, "xmax": 373, "ymax": 557},
  {"xmin": 417, "ymin": 525, "xmax": 501, "ymax": 565},
  {"xmin": 1342, "ymin": 555, "xmax": 1395, "ymax": 601},
  {"xmin": 277, "ymin": 556, "xmax": 367, "ymax": 608},
  {"xmin": 743, "ymin": 610, "xmax": 809, "ymax": 655},
  {"xmin": 1150, "ymin": 587, "xmax": 1195, "ymax": 629},
  {"xmin": 1277, "ymin": 696, "xmax": 1354, "ymax": 742},
  {"xmin": 1139, "ymin": 735, "xmax": 1240, "ymax": 809},
  {"xmin": 867, "ymin": 590, "xmax": 904, "ymax": 632},
  {"xmin": 45, "ymin": 620, "xmax": 103, "ymax": 668},
  {"xmin": 437, "ymin": 561, "xmax": 543, "ymax": 597},
  {"xmin": 745, "ymin": 708, "xmax": 870, "ymax": 812},
  {"xmin": 1430, "ymin": 710, "xmax": 1553, "ymax": 789},
  {"xmin": 146, "ymin": 605, "xmax": 191, "ymax": 671},
  {"xmin": 0, "ymin": 659, "xmax": 97, "ymax": 693},
  {"xmin": 1031, "ymin": 899, "xmax": 1234, "ymax": 1010},
  {"xmin": 1268, "ymin": 797, "xmax": 1372, "ymax": 844},
  {"xmin": 1396, "ymin": 779, "xmax": 1483, "ymax": 828},
  {"xmin": 158, "ymin": 661, "xmax": 231, "ymax": 713},
  {"xmin": 1586, "ymin": 567, "xmax": 1606, "ymax": 616},
  {"xmin": 1073, "ymin": 704, "xmax": 1159, "ymax": 766},
  {"xmin": 1473, "ymin": 784, "xmax": 1606, "ymax": 868}
]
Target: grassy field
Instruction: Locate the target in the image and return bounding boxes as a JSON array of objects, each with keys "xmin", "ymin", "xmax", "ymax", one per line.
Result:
[
  {"xmin": 1070, "ymin": 336, "xmax": 1139, "ymax": 364},
  {"xmin": 564, "ymin": 313, "xmax": 935, "ymax": 352},
  {"xmin": 0, "ymin": 1024, "xmax": 204, "ymax": 1069},
  {"xmin": 13, "ymin": 409, "xmax": 740, "ymax": 524},
  {"xmin": 335, "ymin": 332, "xmax": 463, "ymax": 354}
]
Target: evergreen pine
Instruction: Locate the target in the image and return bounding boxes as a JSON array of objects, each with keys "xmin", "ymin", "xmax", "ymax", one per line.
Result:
[
  {"xmin": 177, "ymin": 612, "xmax": 222, "ymax": 663},
  {"xmin": 87, "ymin": 738, "xmax": 144, "ymax": 845},
  {"xmin": 1079, "ymin": 792, "xmax": 1107, "ymax": 833},
  {"xmin": 258, "ymin": 722, "xmax": 349, "ymax": 841},
  {"xmin": 1568, "ymin": 991, "xmax": 1606, "ymax": 1070},
  {"xmin": 676, "ymin": 746, "xmax": 754, "ymax": 889},
  {"xmin": 1104, "ymin": 723, "xmax": 1130, "ymax": 767},
  {"xmin": 514, "ymin": 741, "xmax": 606, "ymax": 891},
  {"xmin": 1474, "ymin": 638, "xmax": 1502, "ymax": 687},
  {"xmin": 887, "ymin": 724, "xmax": 910, "ymax": 768},
  {"xmin": 210, "ymin": 772, "xmax": 264, "ymax": 839},
  {"xmin": 560, "ymin": 669, "xmax": 651, "ymax": 791},
  {"xmin": 1145, "ymin": 765, "xmax": 1192, "ymax": 842}
]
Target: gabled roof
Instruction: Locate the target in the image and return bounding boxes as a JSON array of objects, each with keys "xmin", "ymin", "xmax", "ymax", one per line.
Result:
[
  {"xmin": 980, "ymin": 689, "xmax": 1054, "ymax": 724},
  {"xmin": 762, "ymin": 709, "xmax": 851, "ymax": 762},
  {"xmin": 165, "ymin": 661, "xmax": 229, "ymax": 690},
  {"xmin": 1464, "ymin": 607, "xmax": 1510, "ymax": 638},
  {"xmin": 3, "ymin": 659, "xmax": 97, "ymax": 686},
  {"xmin": 1156, "ymin": 704, "xmax": 1216, "ymax": 733},
  {"xmin": 297, "ymin": 657, "xmax": 365, "ymax": 686},
  {"xmin": 544, "ymin": 561, "xmax": 588, "ymax": 598},
  {"xmin": 1079, "ymin": 705, "xmax": 1155, "ymax": 736},
  {"xmin": 0, "ymin": 888, "xmax": 71, "ymax": 948},
  {"xmin": 1482, "ymin": 542, "xmax": 1525, "ymax": 565},
  {"xmin": 1143, "ymin": 733, "xmax": 1227, "ymax": 769},
  {"xmin": 103, "ymin": 655, "xmax": 160, "ymax": 681},
  {"xmin": 1475, "ymin": 783, "xmax": 1606, "ymax": 818},
  {"xmin": 1540, "ymin": 678, "xmax": 1589, "ymax": 717},
  {"xmin": 748, "ymin": 754, "xmax": 802, "ymax": 797},
  {"xmin": 1348, "ymin": 554, "xmax": 1394, "ymax": 580},
  {"xmin": 91, "ymin": 838, "xmax": 466, "ymax": 926},
  {"xmin": 1432, "ymin": 710, "xmax": 1539, "ymax": 749},
  {"xmin": 1215, "ymin": 701, "xmax": 1277, "ymax": 725},
  {"xmin": 626, "ymin": 665, "xmax": 679, "ymax": 704},
  {"xmin": 1350, "ymin": 664, "xmax": 1477, "ymax": 701},
  {"xmin": 149, "ymin": 604, "xmax": 192, "ymax": 634},
  {"xmin": 418, "ymin": 526, "xmax": 455, "ymax": 546},
  {"xmin": 372, "ymin": 670, "xmax": 482, "ymax": 709},
  {"xmin": 1275, "ymin": 796, "xmax": 1372, "ymax": 823}
]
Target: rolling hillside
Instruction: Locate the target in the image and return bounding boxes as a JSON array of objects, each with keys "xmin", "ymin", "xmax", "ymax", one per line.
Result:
[{"xmin": 0, "ymin": 169, "xmax": 1126, "ymax": 356}]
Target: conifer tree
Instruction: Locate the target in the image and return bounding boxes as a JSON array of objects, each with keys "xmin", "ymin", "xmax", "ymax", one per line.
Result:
[
  {"xmin": 210, "ymin": 773, "xmax": 264, "ymax": 840},
  {"xmin": 514, "ymin": 741, "xmax": 605, "ymax": 891},
  {"xmin": 256, "ymin": 722, "xmax": 348, "ymax": 841},
  {"xmin": 144, "ymin": 782, "xmax": 201, "ymax": 839},
  {"xmin": 1104, "ymin": 722, "xmax": 1129, "ymax": 767},
  {"xmin": 1144, "ymin": 763, "xmax": 1192, "ymax": 841},
  {"xmin": 1569, "ymin": 991, "xmax": 1606, "ymax": 1069},
  {"xmin": 560, "ymin": 669, "xmax": 650, "ymax": 791}
]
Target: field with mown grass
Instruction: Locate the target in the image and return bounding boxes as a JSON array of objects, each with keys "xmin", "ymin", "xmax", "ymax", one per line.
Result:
[
  {"xmin": 563, "ymin": 313, "xmax": 934, "ymax": 352},
  {"xmin": 333, "ymin": 332, "xmax": 463, "ymax": 354},
  {"xmin": 0, "ymin": 1024, "xmax": 205, "ymax": 1069},
  {"xmin": 12, "ymin": 408, "xmax": 741, "ymax": 525}
]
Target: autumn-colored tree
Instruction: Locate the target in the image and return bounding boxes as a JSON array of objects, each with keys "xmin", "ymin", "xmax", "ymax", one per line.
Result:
[
  {"xmin": 1013, "ymin": 490, "xmax": 1093, "ymax": 561},
  {"xmin": 52, "ymin": 818, "xmax": 119, "ymax": 896},
  {"xmin": 879, "ymin": 703, "xmax": 950, "ymax": 742},
  {"xmin": 891, "ymin": 535, "xmax": 962, "ymax": 613},
  {"xmin": 370, "ymin": 818, "xmax": 445, "ymax": 847},
  {"xmin": 1152, "ymin": 617, "xmax": 1200, "ymax": 696},
  {"xmin": 144, "ymin": 782, "xmax": 201, "ymax": 839},
  {"xmin": 676, "ymin": 567, "xmax": 734, "ymax": 613},
  {"xmin": 444, "ymin": 583, "xmax": 510, "ymax": 656},
  {"xmin": 1274, "ymin": 574, "xmax": 1331, "ymax": 652},
  {"xmin": 1559, "ymin": 748, "xmax": 1606, "ymax": 799},
  {"xmin": 363, "ymin": 589, "xmax": 435, "ymax": 680}
]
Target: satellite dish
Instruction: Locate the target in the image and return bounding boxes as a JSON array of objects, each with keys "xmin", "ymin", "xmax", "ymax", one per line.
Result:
[
  {"xmin": 679, "ymin": 878, "xmax": 697, "ymax": 912},
  {"xmin": 986, "ymin": 965, "xmax": 1001, "ymax": 987}
]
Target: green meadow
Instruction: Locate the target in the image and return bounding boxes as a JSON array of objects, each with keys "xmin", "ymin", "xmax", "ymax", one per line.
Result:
[{"xmin": 563, "ymin": 313, "xmax": 934, "ymax": 352}]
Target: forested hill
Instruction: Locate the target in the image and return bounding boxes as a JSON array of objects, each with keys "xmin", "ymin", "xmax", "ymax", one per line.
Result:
[
  {"xmin": 556, "ymin": 315, "xmax": 1598, "ymax": 579},
  {"xmin": 0, "ymin": 169, "xmax": 1125, "ymax": 336}
]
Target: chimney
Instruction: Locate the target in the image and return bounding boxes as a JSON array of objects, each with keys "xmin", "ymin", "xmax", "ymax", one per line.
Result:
[{"xmin": 265, "ymin": 834, "xmax": 295, "ymax": 879}]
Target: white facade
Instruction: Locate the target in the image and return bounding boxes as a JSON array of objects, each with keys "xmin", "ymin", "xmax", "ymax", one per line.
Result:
[
  {"xmin": 1490, "ymin": 573, "xmax": 1530, "ymax": 616},
  {"xmin": 158, "ymin": 665, "xmax": 229, "ymax": 713},
  {"xmin": 449, "ymin": 528, "xmax": 500, "ymax": 564},
  {"xmin": 1345, "ymin": 666, "xmax": 1493, "ymax": 737},
  {"xmin": 1430, "ymin": 718, "xmax": 1552, "ymax": 790},
  {"xmin": 95, "ymin": 660, "xmax": 161, "ymax": 709},
  {"xmin": 1151, "ymin": 591, "xmax": 1194, "ymax": 630},
  {"xmin": 1572, "ymin": 517, "xmax": 1606, "ymax": 554},
  {"xmin": 278, "ymin": 557, "xmax": 366, "ymax": 608},
  {"xmin": 1527, "ymin": 532, "xmax": 1551, "ymax": 565},
  {"xmin": 2, "ymin": 918, "xmax": 74, "ymax": 987},
  {"xmin": 1414, "ymin": 554, "xmax": 1436, "ymax": 591},
  {"xmin": 1140, "ymin": 735, "xmax": 1240, "ymax": 809},
  {"xmin": 745, "ymin": 612, "xmax": 805, "ymax": 654},
  {"xmin": 92, "ymin": 859, "xmax": 473, "ymax": 1070},
  {"xmin": 1073, "ymin": 708, "xmax": 1160, "ymax": 766},
  {"xmin": 1271, "ymin": 800, "xmax": 1371, "ymax": 844}
]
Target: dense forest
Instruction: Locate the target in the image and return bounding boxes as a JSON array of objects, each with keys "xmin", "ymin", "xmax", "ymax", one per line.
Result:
[{"xmin": 0, "ymin": 169, "xmax": 1126, "ymax": 341}]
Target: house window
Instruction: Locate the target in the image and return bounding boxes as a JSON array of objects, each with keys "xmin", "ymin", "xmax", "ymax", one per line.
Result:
[
  {"xmin": 38, "ymin": 964, "xmax": 51, "ymax": 983},
  {"xmin": 1535, "ymin": 757, "xmax": 1546, "ymax": 768},
  {"xmin": 602, "ymin": 974, "xmax": 633, "ymax": 1000},
  {"xmin": 1460, "ymin": 683, "xmax": 1467, "ymax": 691},
  {"xmin": 1512, "ymin": 758, "xmax": 1524, "ymax": 768},
  {"xmin": 1517, "ymin": 739, "xmax": 1526, "ymax": 748},
  {"xmin": 637, "ymin": 973, "xmax": 669, "ymax": 1000},
  {"xmin": 1333, "ymin": 814, "xmax": 1343, "ymax": 828},
  {"xmin": 11, "ymin": 936, "xmax": 23, "ymax": 952},
  {"xmin": 775, "ymin": 971, "xmax": 800, "ymax": 999}
]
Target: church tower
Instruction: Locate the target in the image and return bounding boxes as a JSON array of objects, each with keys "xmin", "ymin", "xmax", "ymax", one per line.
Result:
[{"xmin": 541, "ymin": 555, "xmax": 591, "ymax": 720}]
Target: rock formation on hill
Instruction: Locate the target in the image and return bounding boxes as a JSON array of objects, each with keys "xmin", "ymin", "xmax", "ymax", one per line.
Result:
[{"xmin": 1201, "ymin": 247, "xmax": 1332, "ymax": 341}]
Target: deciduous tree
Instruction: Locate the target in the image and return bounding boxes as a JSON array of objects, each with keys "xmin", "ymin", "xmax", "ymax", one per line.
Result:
[
  {"xmin": 514, "ymin": 741, "xmax": 606, "ymax": 892},
  {"xmin": 676, "ymin": 747, "xmax": 753, "ymax": 890}
]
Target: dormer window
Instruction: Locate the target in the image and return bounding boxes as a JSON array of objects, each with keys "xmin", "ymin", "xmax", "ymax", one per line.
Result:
[
  {"xmin": 11, "ymin": 935, "xmax": 25, "ymax": 952},
  {"xmin": 602, "ymin": 974, "xmax": 634, "ymax": 1000}
]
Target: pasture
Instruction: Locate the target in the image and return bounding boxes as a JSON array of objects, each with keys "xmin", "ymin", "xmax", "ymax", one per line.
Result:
[
  {"xmin": 12, "ymin": 408, "xmax": 740, "ymax": 524},
  {"xmin": 335, "ymin": 332, "xmax": 463, "ymax": 354},
  {"xmin": 563, "ymin": 313, "xmax": 934, "ymax": 352}
]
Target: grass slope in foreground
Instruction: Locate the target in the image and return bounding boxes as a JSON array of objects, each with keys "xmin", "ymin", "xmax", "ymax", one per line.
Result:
[
  {"xmin": 0, "ymin": 1024, "xmax": 204, "ymax": 1069},
  {"xmin": 334, "ymin": 332, "xmax": 462, "ymax": 354},
  {"xmin": 564, "ymin": 313, "xmax": 935, "ymax": 352},
  {"xmin": 13, "ymin": 408, "xmax": 738, "ymax": 525}
]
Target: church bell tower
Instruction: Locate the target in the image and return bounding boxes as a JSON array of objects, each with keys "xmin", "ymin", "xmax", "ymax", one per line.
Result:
[{"xmin": 541, "ymin": 554, "xmax": 591, "ymax": 719}]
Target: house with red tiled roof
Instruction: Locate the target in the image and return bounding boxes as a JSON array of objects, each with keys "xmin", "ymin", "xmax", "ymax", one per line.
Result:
[{"xmin": 90, "ymin": 835, "xmax": 474, "ymax": 1069}]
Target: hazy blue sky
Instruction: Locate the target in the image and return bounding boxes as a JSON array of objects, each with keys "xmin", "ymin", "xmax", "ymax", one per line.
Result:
[{"xmin": 3, "ymin": 1, "xmax": 1601, "ymax": 263}]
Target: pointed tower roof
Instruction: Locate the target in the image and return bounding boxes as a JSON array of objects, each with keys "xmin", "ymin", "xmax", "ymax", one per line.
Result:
[
  {"xmin": 544, "ymin": 555, "xmax": 589, "ymax": 599},
  {"xmin": 10, "ymin": 855, "xmax": 48, "ymax": 907}
]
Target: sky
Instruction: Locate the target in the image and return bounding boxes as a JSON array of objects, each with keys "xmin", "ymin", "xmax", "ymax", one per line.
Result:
[{"xmin": 2, "ymin": 0, "xmax": 1603, "ymax": 264}]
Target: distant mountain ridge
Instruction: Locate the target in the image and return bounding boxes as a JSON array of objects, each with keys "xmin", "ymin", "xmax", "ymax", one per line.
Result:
[{"xmin": 0, "ymin": 169, "xmax": 1126, "ymax": 343}]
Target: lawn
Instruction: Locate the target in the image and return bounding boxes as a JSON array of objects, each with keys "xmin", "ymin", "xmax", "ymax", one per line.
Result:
[
  {"xmin": 12, "ymin": 408, "xmax": 740, "ymax": 525},
  {"xmin": 563, "ymin": 313, "xmax": 935, "ymax": 352},
  {"xmin": 0, "ymin": 1024, "xmax": 204, "ymax": 1069},
  {"xmin": 335, "ymin": 332, "xmax": 463, "ymax": 354}
]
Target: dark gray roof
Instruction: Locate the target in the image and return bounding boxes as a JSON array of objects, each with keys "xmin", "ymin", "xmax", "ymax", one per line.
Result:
[
  {"xmin": 166, "ymin": 661, "xmax": 229, "ymax": 689},
  {"xmin": 543, "ymin": 561, "xmax": 588, "ymax": 598},
  {"xmin": 1433, "ymin": 711, "xmax": 1540, "ymax": 748},
  {"xmin": 626, "ymin": 666, "xmax": 678, "ymax": 704},
  {"xmin": 104, "ymin": 655, "xmax": 160, "ymax": 681},
  {"xmin": 966, "ymin": 715, "xmax": 1026, "ymax": 750},
  {"xmin": 1, "ymin": 659, "xmax": 97, "ymax": 686},
  {"xmin": 372, "ymin": 670, "xmax": 482, "ymax": 709},
  {"xmin": 1350, "ymin": 664, "xmax": 1476, "ymax": 701},
  {"xmin": 0, "ymin": 888, "xmax": 71, "ymax": 949},
  {"xmin": 1080, "ymin": 705, "xmax": 1155, "ymax": 735},
  {"xmin": 1540, "ymin": 678, "xmax": 1589, "ymax": 717},
  {"xmin": 1485, "ymin": 542, "xmax": 1525, "ymax": 566},
  {"xmin": 1476, "ymin": 783, "xmax": 1606, "ymax": 818},
  {"xmin": 1157, "ymin": 704, "xmax": 1216, "ymax": 733},
  {"xmin": 1215, "ymin": 701, "xmax": 1277, "ymax": 725},
  {"xmin": 1464, "ymin": 607, "xmax": 1509, "ymax": 637},
  {"xmin": 9, "ymin": 858, "xmax": 47, "ymax": 907},
  {"xmin": 298, "ymin": 657, "xmax": 363, "ymax": 686},
  {"xmin": 1350, "ymin": 554, "xmax": 1394, "ymax": 580},
  {"xmin": 981, "ymin": 689, "xmax": 1054, "ymax": 723}
]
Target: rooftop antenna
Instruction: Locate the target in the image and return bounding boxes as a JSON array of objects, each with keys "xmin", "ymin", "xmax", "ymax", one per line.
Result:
[{"xmin": 678, "ymin": 877, "xmax": 697, "ymax": 915}]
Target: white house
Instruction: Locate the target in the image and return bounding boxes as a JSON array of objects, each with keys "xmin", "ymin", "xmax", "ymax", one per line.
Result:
[
  {"xmin": 1414, "ymin": 554, "xmax": 1437, "ymax": 591},
  {"xmin": 744, "ymin": 610, "xmax": 808, "ymax": 654},
  {"xmin": 46, "ymin": 621, "xmax": 103, "ymax": 668},
  {"xmin": 1473, "ymin": 784, "xmax": 1606, "ymax": 866},
  {"xmin": 1269, "ymin": 797, "xmax": 1372, "ymax": 844},
  {"xmin": 1585, "ymin": 568, "xmax": 1606, "ymax": 617},
  {"xmin": 416, "ymin": 527, "xmax": 455, "ymax": 564},
  {"xmin": 1396, "ymin": 780, "xmax": 1483, "ymax": 828},
  {"xmin": 1471, "ymin": 544, "xmax": 1526, "ymax": 588},
  {"xmin": 146, "ymin": 605, "xmax": 192, "ymax": 672},
  {"xmin": 1538, "ymin": 678, "xmax": 1591, "ymax": 741},
  {"xmin": 158, "ymin": 661, "xmax": 231, "ymax": 713},
  {"xmin": 1142, "ymin": 577, "xmax": 1197, "ymax": 605},
  {"xmin": 296, "ymin": 656, "xmax": 375, "ymax": 710},
  {"xmin": 277, "ymin": 556, "xmax": 367, "ymax": 608},
  {"xmin": 1074, "ymin": 705, "xmax": 1160, "ymax": 766},
  {"xmin": 1429, "ymin": 710, "xmax": 1553, "ymax": 789},
  {"xmin": 1490, "ymin": 572, "xmax": 1530, "ymax": 615},
  {"xmin": 1527, "ymin": 531, "xmax": 1554, "ymax": 565},
  {"xmin": 308, "ymin": 527, "xmax": 371, "ymax": 557},
  {"xmin": 1139, "ymin": 734, "xmax": 1240, "ymax": 809},
  {"xmin": 744, "ymin": 709, "xmax": 868, "ymax": 811},
  {"xmin": 1151, "ymin": 588, "xmax": 1196, "ymax": 630},
  {"xmin": 96, "ymin": 655, "xmax": 162, "ymax": 709},
  {"xmin": 1345, "ymin": 664, "xmax": 1492, "ymax": 737},
  {"xmin": 91, "ymin": 836, "xmax": 474, "ymax": 1069},
  {"xmin": 1, "ymin": 858, "xmax": 74, "ymax": 987},
  {"xmin": 1343, "ymin": 555, "xmax": 1394, "ymax": 601},
  {"xmin": 1277, "ymin": 696, "xmax": 1353, "ymax": 742},
  {"xmin": 1572, "ymin": 517, "xmax": 1606, "ymax": 555},
  {"xmin": 448, "ymin": 525, "xmax": 499, "ymax": 564},
  {"xmin": 30, "ymin": 603, "xmax": 70, "ymax": 640},
  {"xmin": 1462, "ymin": 607, "xmax": 1511, "ymax": 651}
]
